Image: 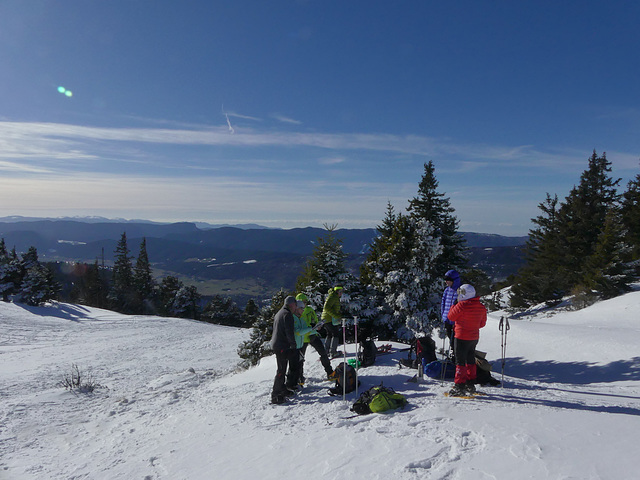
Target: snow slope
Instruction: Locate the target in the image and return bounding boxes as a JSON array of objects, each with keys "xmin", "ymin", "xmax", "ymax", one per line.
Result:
[{"xmin": 1, "ymin": 290, "xmax": 639, "ymax": 480}]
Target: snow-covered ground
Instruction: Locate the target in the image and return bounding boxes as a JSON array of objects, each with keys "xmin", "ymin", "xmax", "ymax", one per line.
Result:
[{"xmin": 1, "ymin": 290, "xmax": 639, "ymax": 480}]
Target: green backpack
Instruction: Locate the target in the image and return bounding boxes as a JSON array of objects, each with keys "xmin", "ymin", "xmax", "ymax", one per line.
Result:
[{"xmin": 351, "ymin": 385, "xmax": 407, "ymax": 415}]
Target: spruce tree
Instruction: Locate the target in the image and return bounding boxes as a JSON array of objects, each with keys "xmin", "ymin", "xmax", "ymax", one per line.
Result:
[
  {"xmin": 581, "ymin": 208, "xmax": 634, "ymax": 299},
  {"xmin": 366, "ymin": 215, "xmax": 443, "ymax": 339},
  {"xmin": 407, "ymin": 161, "xmax": 467, "ymax": 273},
  {"xmin": 84, "ymin": 260, "xmax": 109, "ymax": 308},
  {"xmin": 294, "ymin": 224, "xmax": 348, "ymax": 311},
  {"xmin": 621, "ymin": 168, "xmax": 640, "ymax": 264},
  {"xmin": 109, "ymin": 232, "xmax": 134, "ymax": 312},
  {"xmin": 242, "ymin": 299, "xmax": 260, "ymax": 327},
  {"xmin": 158, "ymin": 275, "xmax": 183, "ymax": 315},
  {"xmin": 133, "ymin": 238, "xmax": 155, "ymax": 313},
  {"xmin": 511, "ymin": 151, "xmax": 624, "ymax": 307},
  {"xmin": 511, "ymin": 194, "xmax": 567, "ymax": 307},
  {"xmin": 202, "ymin": 295, "xmax": 243, "ymax": 326},
  {"xmin": 0, "ymin": 247, "xmax": 22, "ymax": 302}
]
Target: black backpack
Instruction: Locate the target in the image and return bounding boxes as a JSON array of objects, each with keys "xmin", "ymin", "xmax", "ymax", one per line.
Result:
[
  {"xmin": 358, "ymin": 339, "xmax": 377, "ymax": 367},
  {"xmin": 328, "ymin": 362, "xmax": 360, "ymax": 396}
]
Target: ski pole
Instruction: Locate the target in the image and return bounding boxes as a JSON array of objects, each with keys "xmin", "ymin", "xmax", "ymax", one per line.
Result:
[
  {"xmin": 499, "ymin": 316, "xmax": 510, "ymax": 387},
  {"xmin": 342, "ymin": 317, "xmax": 347, "ymax": 402},
  {"xmin": 354, "ymin": 317, "xmax": 359, "ymax": 397}
]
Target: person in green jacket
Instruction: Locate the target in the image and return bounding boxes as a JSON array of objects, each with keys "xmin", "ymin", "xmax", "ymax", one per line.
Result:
[
  {"xmin": 296, "ymin": 293, "xmax": 336, "ymax": 383},
  {"xmin": 321, "ymin": 286, "xmax": 343, "ymax": 358}
]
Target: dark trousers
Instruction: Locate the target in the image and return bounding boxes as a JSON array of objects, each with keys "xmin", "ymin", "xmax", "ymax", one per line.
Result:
[
  {"xmin": 272, "ymin": 348, "xmax": 300, "ymax": 398},
  {"xmin": 453, "ymin": 338, "xmax": 478, "ymax": 385},
  {"xmin": 445, "ymin": 323, "xmax": 456, "ymax": 357},
  {"xmin": 301, "ymin": 335, "xmax": 334, "ymax": 377},
  {"xmin": 324, "ymin": 323, "xmax": 340, "ymax": 356},
  {"xmin": 454, "ymin": 338, "xmax": 477, "ymax": 366}
]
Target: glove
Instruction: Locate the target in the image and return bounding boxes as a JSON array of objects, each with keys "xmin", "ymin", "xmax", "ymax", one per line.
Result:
[{"xmin": 437, "ymin": 325, "xmax": 446, "ymax": 339}]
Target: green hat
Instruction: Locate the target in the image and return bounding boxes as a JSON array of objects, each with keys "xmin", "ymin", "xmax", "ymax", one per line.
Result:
[
  {"xmin": 334, "ymin": 286, "xmax": 343, "ymax": 291},
  {"xmin": 296, "ymin": 293, "xmax": 308, "ymax": 302}
]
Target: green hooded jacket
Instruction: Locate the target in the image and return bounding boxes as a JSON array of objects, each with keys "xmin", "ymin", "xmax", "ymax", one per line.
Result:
[{"xmin": 321, "ymin": 287, "xmax": 343, "ymax": 326}]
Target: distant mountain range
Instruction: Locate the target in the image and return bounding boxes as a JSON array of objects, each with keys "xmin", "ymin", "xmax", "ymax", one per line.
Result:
[{"xmin": 0, "ymin": 217, "xmax": 528, "ymax": 304}]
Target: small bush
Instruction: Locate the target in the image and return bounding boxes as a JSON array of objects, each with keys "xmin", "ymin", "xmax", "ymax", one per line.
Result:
[
  {"xmin": 60, "ymin": 364, "xmax": 101, "ymax": 393},
  {"xmin": 570, "ymin": 285, "xmax": 599, "ymax": 310}
]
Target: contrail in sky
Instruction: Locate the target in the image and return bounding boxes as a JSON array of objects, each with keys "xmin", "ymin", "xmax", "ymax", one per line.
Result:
[{"xmin": 222, "ymin": 105, "xmax": 235, "ymax": 134}]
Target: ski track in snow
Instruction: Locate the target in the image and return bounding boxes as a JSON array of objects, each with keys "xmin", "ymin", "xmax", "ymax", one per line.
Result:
[{"xmin": 2, "ymin": 294, "xmax": 640, "ymax": 479}]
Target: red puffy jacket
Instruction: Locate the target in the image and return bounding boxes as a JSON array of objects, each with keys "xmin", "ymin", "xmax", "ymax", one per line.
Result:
[{"xmin": 447, "ymin": 297, "xmax": 487, "ymax": 341}]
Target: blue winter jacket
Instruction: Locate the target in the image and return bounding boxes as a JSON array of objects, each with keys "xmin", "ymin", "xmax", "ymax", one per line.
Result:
[{"xmin": 441, "ymin": 269, "xmax": 461, "ymax": 325}]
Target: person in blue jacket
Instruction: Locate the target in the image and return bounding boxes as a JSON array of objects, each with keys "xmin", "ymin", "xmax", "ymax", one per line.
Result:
[{"xmin": 441, "ymin": 269, "xmax": 461, "ymax": 357}]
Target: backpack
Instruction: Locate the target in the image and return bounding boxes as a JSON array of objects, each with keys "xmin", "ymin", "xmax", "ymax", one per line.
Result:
[
  {"xmin": 424, "ymin": 360, "xmax": 456, "ymax": 379},
  {"xmin": 328, "ymin": 362, "xmax": 360, "ymax": 396},
  {"xmin": 358, "ymin": 339, "xmax": 377, "ymax": 367},
  {"xmin": 416, "ymin": 336, "xmax": 437, "ymax": 363},
  {"xmin": 351, "ymin": 385, "xmax": 408, "ymax": 415},
  {"xmin": 399, "ymin": 336, "xmax": 436, "ymax": 369}
]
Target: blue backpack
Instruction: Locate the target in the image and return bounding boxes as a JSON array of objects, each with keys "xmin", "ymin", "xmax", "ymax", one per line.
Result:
[{"xmin": 424, "ymin": 360, "xmax": 456, "ymax": 379}]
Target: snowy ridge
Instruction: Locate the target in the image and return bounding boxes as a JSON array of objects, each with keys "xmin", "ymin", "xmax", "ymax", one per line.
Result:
[{"xmin": 1, "ymin": 291, "xmax": 640, "ymax": 479}]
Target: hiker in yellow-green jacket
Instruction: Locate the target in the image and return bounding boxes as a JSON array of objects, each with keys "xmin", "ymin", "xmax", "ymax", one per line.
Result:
[
  {"xmin": 321, "ymin": 286, "xmax": 343, "ymax": 358},
  {"xmin": 296, "ymin": 293, "xmax": 336, "ymax": 383}
]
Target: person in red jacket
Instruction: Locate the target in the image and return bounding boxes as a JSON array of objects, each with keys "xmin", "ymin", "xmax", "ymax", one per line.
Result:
[{"xmin": 446, "ymin": 284, "xmax": 487, "ymax": 396}]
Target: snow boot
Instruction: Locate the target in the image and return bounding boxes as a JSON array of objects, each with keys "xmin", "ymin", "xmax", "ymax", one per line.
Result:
[
  {"xmin": 271, "ymin": 395, "xmax": 287, "ymax": 405},
  {"xmin": 448, "ymin": 383, "xmax": 467, "ymax": 397}
]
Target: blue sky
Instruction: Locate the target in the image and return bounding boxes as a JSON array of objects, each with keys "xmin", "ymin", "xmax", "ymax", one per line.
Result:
[{"xmin": 1, "ymin": 1, "xmax": 639, "ymax": 236}]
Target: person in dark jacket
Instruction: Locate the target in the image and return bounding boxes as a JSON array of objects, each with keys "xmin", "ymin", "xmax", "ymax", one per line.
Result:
[{"xmin": 270, "ymin": 296, "xmax": 300, "ymax": 404}]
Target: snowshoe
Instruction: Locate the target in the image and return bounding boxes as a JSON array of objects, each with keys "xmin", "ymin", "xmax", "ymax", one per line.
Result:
[{"xmin": 447, "ymin": 384, "xmax": 467, "ymax": 397}]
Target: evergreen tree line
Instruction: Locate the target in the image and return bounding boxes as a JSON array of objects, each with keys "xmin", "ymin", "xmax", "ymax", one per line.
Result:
[
  {"xmin": 510, "ymin": 151, "xmax": 640, "ymax": 307},
  {"xmin": 0, "ymin": 241, "xmax": 61, "ymax": 305},
  {"xmin": 238, "ymin": 154, "xmax": 640, "ymax": 366},
  {"xmin": 1, "ymin": 232, "xmax": 259, "ymax": 327}
]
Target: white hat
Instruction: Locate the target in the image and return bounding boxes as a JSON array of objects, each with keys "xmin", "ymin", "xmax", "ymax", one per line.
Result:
[{"xmin": 457, "ymin": 284, "xmax": 476, "ymax": 301}]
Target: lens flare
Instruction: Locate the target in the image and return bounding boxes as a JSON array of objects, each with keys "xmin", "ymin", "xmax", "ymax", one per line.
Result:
[{"xmin": 57, "ymin": 86, "xmax": 73, "ymax": 97}]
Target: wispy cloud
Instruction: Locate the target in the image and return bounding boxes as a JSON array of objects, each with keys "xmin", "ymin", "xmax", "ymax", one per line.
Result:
[
  {"xmin": 271, "ymin": 113, "xmax": 302, "ymax": 125},
  {"xmin": 318, "ymin": 156, "xmax": 347, "ymax": 165}
]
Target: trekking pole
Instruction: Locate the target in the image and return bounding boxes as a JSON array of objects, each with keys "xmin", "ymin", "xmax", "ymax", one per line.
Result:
[
  {"xmin": 499, "ymin": 316, "xmax": 510, "ymax": 388},
  {"xmin": 354, "ymin": 317, "xmax": 359, "ymax": 397},
  {"xmin": 342, "ymin": 317, "xmax": 347, "ymax": 402}
]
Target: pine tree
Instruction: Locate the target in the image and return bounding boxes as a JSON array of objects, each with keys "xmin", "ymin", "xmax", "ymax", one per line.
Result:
[
  {"xmin": 367, "ymin": 216, "xmax": 443, "ymax": 339},
  {"xmin": 202, "ymin": 295, "xmax": 243, "ymax": 326},
  {"xmin": 621, "ymin": 168, "xmax": 640, "ymax": 264},
  {"xmin": 84, "ymin": 260, "xmax": 109, "ymax": 308},
  {"xmin": 511, "ymin": 151, "xmax": 624, "ymax": 307},
  {"xmin": 407, "ymin": 161, "xmax": 467, "ymax": 273},
  {"xmin": 158, "ymin": 275, "xmax": 183, "ymax": 315},
  {"xmin": 133, "ymin": 238, "xmax": 155, "ymax": 313},
  {"xmin": 0, "ymin": 247, "xmax": 22, "ymax": 302},
  {"xmin": 168, "ymin": 285, "xmax": 201, "ymax": 319},
  {"xmin": 242, "ymin": 299, "xmax": 260, "ymax": 327},
  {"xmin": 109, "ymin": 232, "xmax": 134, "ymax": 312},
  {"xmin": 15, "ymin": 247, "xmax": 60, "ymax": 306},
  {"xmin": 295, "ymin": 224, "xmax": 348, "ymax": 311},
  {"xmin": 511, "ymin": 194, "xmax": 567, "ymax": 307},
  {"xmin": 580, "ymin": 208, "xmax": 634, "ymax": 299},
  {"xmin": 558, "ymin": 151, "xmax": 620, "ymax": 286}
]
